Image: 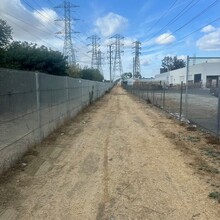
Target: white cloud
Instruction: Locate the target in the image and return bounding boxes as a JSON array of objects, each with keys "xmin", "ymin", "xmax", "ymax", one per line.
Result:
[
  {"xmin": 141, "ymin": 60, "xmax": 151, "ymax": 66},
  {"xmin": 196, "ymin": 28, "xmax": 220, "ymax": 51},
  {"xmin": 201, "ymin": 25, "xmax": 216, "ymax": 33},
  {"xmin": 155, "ymin": 32, "xmax": 176, "ymax": 45},
  {"xmin": 0, "ymin": 0, "xmax": 60, "ymax": 50},
  {"xmin": 33, "ymin": 8, "xmax": 58, "ymax": 25},
  {"xmin": 95, "ymin": 12, "xmax": 128, "ymax": 37},
  {"xmin": 124, "ymin": 38, "xmax": 136, "ymax": 48},
  {"xmin": 177, "ymin": 55, "xmax": 187, "ymax": 60},
  {"xmin": 142, "ymin": 39, "xmax": 155, "ymax": 47}
]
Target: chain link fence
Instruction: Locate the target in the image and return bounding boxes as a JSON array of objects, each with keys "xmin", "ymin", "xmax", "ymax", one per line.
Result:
[
  {"xmin": 185, "ymin": 57, "xmax": 220, "ymax": 134},
  {"xmin": 123, "ymin": 82, "xmax": 185, "ymax": 120},
  {"xmin": 0, "ymin": 68, "xmax": 114, "ymax": 174},
  {"xmin": 123, "ymin": 57, "xmax": 220, "ymax": 137}
]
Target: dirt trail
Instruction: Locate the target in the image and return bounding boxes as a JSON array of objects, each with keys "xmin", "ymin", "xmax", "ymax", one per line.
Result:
[{"xmin": 0, "ymin": 86, "xmax": 220, "ymax": 220}]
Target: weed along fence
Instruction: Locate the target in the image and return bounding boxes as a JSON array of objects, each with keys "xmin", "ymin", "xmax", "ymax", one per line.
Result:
[
  {"xmin": 0, "ymin": 68, "xmax": 114, "ymax": 174},
  {"xmin": 123, "ymin": 80, "xmax": 220, "ymax": 137}
]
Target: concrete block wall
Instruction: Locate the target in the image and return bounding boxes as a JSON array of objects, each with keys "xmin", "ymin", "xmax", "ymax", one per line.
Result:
[{"xmin": 0, "ymin": 68, "xmax": 114, "ymax": 174}]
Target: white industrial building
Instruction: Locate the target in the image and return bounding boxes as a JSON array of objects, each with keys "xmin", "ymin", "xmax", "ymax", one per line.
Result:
[{"xmin": 154, "ymin": 62, "xmax": 220, "ymax": 88}]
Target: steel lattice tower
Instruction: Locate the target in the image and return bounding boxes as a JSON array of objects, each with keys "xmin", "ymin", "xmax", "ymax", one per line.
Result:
[
  {"xmin": 55, "ymin": 1, "xmax": 78, "ymax": 66},
  {"xmin": 133, "ymin": 41, "xmax": 141, "ymax": 79},
  {"xmin": 97, "ymin": 50, "xmax": 103, "ymax": 76},
  {"xmin": 111, "ymin": 34, "xmax": 124, "ymax": 79},
  {"xmin": 107, "ymin": 44, "xmax": 114, "ymax": 82},
  {"xmin": 87, "ymin": 35, "xmax": 100, "ymax": 69}
]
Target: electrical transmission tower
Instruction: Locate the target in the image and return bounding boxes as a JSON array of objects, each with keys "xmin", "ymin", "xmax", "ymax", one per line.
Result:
[
  {"xmin": 55, "ymin": 1, "xmax": 79, "ymax": 66},
  {"xmin": 97, "ymin": 50, "xmax": 104, "ymax": 76},
  {"xmin": 107, "ymin": 44, "xmax": 114, "ymax": 82},
  {"xmin": 111, "ymin": 34, "xmax": 124, "ymax": 79},
  {"xmin": 87, "ymin": 35, "xmax": 100, "ymax": 69},
  {"xmin": 133, "ymin": 41, "xmax": 141, "ymax": 79}
]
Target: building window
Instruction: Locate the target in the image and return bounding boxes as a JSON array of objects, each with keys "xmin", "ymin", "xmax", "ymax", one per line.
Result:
[{"xmin": 194, "ymin": 73, "xmax": 202, "ymax": 83}]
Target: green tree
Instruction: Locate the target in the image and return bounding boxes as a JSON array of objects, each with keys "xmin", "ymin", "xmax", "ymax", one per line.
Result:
[
  {"xmin": 160, "ymin": 56, "xmax": 186, "ymax": 73},
  {"xmin": 66, "ymin": 64, "xmax": 81, "ymax": 78},
  {"xmin": 2, "ymin": 41, "xmax": 67, "ymax": 76},
  {"xmin": 0, "ymin": 19, "xmax": 13, "ymax": 64},
  {"xmin": 121, "ymin": 72, "xmax": 132, "ymax": 79},
  {"xmin": 133, "ymin": 72, "xmax": 141, "ymax": 79},
  {"xmin": 173, "ymin": 56, "xmax": 186, "ymax": 69},
  {"xmin": 0, "ymin": 19, "xmax": 13, "ymax": 49},
  {"xmin": 80, "ymin": 68, "xmax": 104, "ymax": 82}
]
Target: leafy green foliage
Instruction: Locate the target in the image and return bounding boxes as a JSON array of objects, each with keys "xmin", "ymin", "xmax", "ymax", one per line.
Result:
[
  {"xmin": 80, "ymin": 68, "xmax": 104, "ymax": 82},
  {"xmin": 160, "ymin": 56, "xmax": 186, "ymax": 73},
  {"xmin": 209, "ymin": 191, "xmax": 220, "ymax": 203},
  {"xmin": 0, "ymin": 19, "xmax": 12, "ymax": 49},
  {"xmin": 67, "ymin": 65, "xmax": 104, "ymax": 81},
  {"xmin": 0, "ymin": 19, "xmax": 103, "ymax": 80},
  {"xmin": 1, "ymin": 41, "xmax": 67, "ymax": 76},
  {"xmin": 133, "ymin": 72, "xmax": 141, "ymax": 79},
  {"xmin": 66, "ymin": 64, "xmax": 81, "ymax": 78},
  {"xmin": 122, "ymin": 72, "xmax": 132, "ymax": 79}
]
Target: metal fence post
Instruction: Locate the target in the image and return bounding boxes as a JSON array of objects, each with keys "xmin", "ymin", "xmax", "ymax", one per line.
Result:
[
  {"xmin": 147, "ymin": 87, "xmax": 149, "ymax": 100},
  {"xmin": 151, "ymin": 89, "xmax": 152, "ymax": 103},
  {"xmin": 65, "ymin": 77, "xmax": 69, "ymax": 117},
  {"xmin": 185, "ymin": 56, "xmax": 189, "ymax": 118},
  {"xmin": 160, "ymin": 86, "xmax": 163, "ymax": 108},
  {"xmin": 80, "ymin": 80, "xmax": 83, "ymax": 108},
  {"xmin": 163, "ymin": 83, "xmax": 165, "ymax": 109},
  {"xmin": 153, "ymin": 89, "xmax": 155, "ymax": 105},
  {"xmin": 35, "ymin": 72, "xmax": 41, "ymax": 139},
  {"xmin": 179, "ymin": 81, "xmax": 183, "ymax": 121},
  {"xmin": 217, "ymin": 81, "xmax": 220, "ymax": 138}
]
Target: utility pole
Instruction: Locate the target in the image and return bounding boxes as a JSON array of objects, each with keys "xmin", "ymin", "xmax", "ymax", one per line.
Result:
[
  {"xmin": 87, "ymin": 35, "xmax": 100, "ymax": 69},
  {"xmin": 111, "ymin": 34, "xmax": 124, "ymax": 80},
  {"xmin": 193, "ymin": 53, "xmax": 196, "ymax": 65},
  {"xmin": 133, "ymin": 41, "xmax": 141, "ymax": 79},
  {"xmin": 55, "ymin": 0, "xmax": 79, "ymax": 66},
  {"xmin": 107, "ymin": 44, "xmax": 114, "ymax": 82}
]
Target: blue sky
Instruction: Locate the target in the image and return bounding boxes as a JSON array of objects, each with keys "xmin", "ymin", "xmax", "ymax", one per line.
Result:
[{"xmin": 0, "ymin": 0, "xmax": 220, "ymax": 79}]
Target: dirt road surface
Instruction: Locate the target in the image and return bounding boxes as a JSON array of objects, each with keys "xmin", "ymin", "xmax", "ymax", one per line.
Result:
[{"xmin": 0, "ymin": 86, "xmax": 220, "ymax": 220}]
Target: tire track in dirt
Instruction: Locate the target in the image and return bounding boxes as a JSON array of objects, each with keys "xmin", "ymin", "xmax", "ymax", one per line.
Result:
[
  {"xmin": 96, "ymin": 92, "xmax": 119, "ymax": 220},
  {"xmin": 96, "ymin": 130, "xmax": 110, "ymax": 220},
  {"xmin": 0, "ymin": 86, "xmax": 220, "ymax": 220}
]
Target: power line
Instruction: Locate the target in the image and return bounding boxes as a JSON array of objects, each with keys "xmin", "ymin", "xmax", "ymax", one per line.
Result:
[
  {"xmin": 22, "ymin": 0, "xmax": 73, "ymax": 49},
  {"xmin": 22, "ymin": 0, "xmax": 57, "ymax": 33},
  {"xmin": 73, "ymin": 35, "xmax": 91, "ymax": 50},
  {"xmin": 55, "ymin": 0, "xmax": 79, "ymax": 66},
  {"xmin": 0, "ymin": 1, "xmax": 92, "ymax": 65},
  {"xmin": 144, "ymin": 0, "xmax": 220, "ymax": 52},
  {"xmin": 146, "ymin": 0, "xmax": 179, "ymax": 35},
  {"xmin": 171, "ymin": 0, "xmax": 220, "ymax": 35},
  {"xmin": 148, "ymin": 0, "xmax": 201, "ymax": 41},
  {"xmin": 142, "ymin": 16, "xmax": 220, "ymax": 57},
  {"xmin": 160, "ymin": 16, "xmax": 220, "ymax": 52},
  {"xmin": 0, "ymin": 11, "xmax": 60, "ymax": 50},
  {"xmin": 0, "ymin": 9, "xmax": 57, "ymax": 38},
  {"xmin": 74, "ymin": 11, "xmax": 92, "ymax": 37},
  {"xmin": 46, "ymin": 0, "xmax": 54, "ymax": 8},
  {"xmin": 22, "ymin": 0, "xmax": 91, "ymax": 65}
]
